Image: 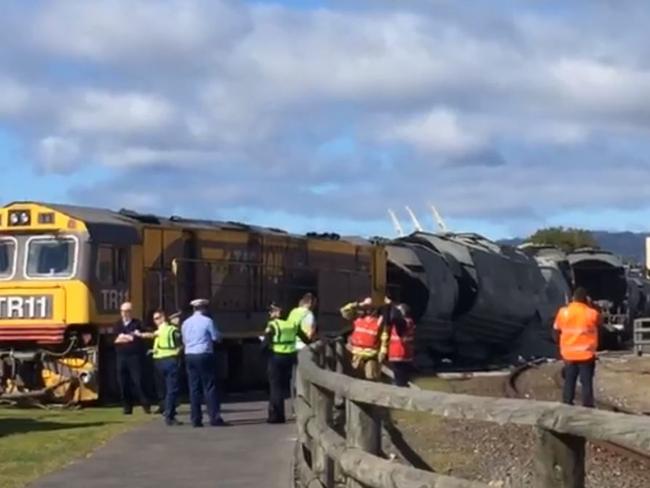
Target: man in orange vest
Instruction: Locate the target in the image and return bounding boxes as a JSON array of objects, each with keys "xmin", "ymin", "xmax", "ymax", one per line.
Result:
[
  {"xmin": 386, "ymin": 302, "xmax": 416, "ymax": 387},
  {"xmin": 341, "ymin": 298, "xmax": 388, "ymax": 381},
  {"xmin": 553, "ymin": 287, "xmax": 601, "ymax": 407}
]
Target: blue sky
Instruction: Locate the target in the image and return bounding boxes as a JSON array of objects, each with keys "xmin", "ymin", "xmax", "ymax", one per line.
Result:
[{"xmin": 2, "ymin": 0, "xmax": 650, "ymax": 240}]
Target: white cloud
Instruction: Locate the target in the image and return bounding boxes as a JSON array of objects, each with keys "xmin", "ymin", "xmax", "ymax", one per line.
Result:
[
  {"xmin": 63, "ymin": 90, "xmax": 174, "ymax": 135},
  {"xmin": 0, "ymin": 78, "xmax": 29, "ymax": 116},
  {"xmin": 525, "ymin": 122, "xmax": 589, "ymax": 145},
  {"xmin": 2, "ymin": 0, "xmax": 650, "ymax": 231},
  {"xmin": 38, "ymin": 136, "xmax": 81, "ymax": 173},
  {"xmin": 548, "ymin": 58, "xmax": 650, "ymax": 113},
  {"xmin": 380, "ymin": 108, "xmax": 485, "ymax": 155},
  {"xmin": 32, "ymin": 0, "xmax": 248, "ymax": 65},
  {"xmin": 96, "ymin": 146, "xmax": 221, "ymax": 168}
]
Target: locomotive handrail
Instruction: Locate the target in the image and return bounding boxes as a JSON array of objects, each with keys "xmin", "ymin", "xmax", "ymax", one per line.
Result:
[{"xmin": 294, "ymin": 340, "xmax": 650, "ymax": 488}]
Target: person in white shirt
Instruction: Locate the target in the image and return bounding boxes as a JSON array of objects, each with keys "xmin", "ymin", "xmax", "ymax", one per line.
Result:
[{"xmin": 288, "ymin": 293, "xmax": 316, "ymax": 351}]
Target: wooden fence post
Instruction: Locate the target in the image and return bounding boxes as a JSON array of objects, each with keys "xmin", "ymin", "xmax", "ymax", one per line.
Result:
[
  {"xmin": 346, "ymin": 399, "xmax": 381, "ymax": 488},
  {"xmin": 312, "ymin": 384, "xmax": 335, "ymax": 487},
  {"xmin": 335, "ymin": 340, "xmax": 345, "ymax": 375},
  {"xmin": 333, "ymin": 341, "xmax": 346, "ymax": 426},
  {"xmin": 534, "ymin": 428, "xmax": 585, "ymax": 488}
]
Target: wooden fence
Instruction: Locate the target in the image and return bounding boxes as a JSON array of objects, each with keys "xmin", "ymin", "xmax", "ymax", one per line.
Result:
[{"xmin": 294, "ymin": 340, "xmax": 650, "ymax": 488}]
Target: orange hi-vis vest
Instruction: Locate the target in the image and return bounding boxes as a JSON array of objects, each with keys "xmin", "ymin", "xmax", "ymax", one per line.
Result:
[
  {"xmin": 554, "ymin": 301, "xmax": 600, "ymax": 361},
  {"xmin": 388, "ymin": 318, "xmax": 416, "ymax": 362},
  {"xmin": 349, "ymin": 316, "xmax": 381, "ymax": 349}
]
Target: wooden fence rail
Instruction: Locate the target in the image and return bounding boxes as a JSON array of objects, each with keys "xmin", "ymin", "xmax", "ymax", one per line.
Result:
[{"xmin": 294, "ymin": 340, "xmax": 650, "ymax": 488}]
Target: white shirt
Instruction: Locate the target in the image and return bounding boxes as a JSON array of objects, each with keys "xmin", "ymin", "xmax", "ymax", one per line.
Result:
[{"xmin": 296, "ymin": 310, "xmax": 315, "ymax": 350}]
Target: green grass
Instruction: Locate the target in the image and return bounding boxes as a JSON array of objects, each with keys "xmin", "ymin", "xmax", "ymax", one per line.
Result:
[{"xmin": 0, "ymin": 406, "xmax": 149, "ymax": 488}]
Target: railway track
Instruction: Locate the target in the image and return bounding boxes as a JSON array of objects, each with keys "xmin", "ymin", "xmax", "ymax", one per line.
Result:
[{"xmin": 504, "ymin": 361, "xmax": 650, "ymax": 465}]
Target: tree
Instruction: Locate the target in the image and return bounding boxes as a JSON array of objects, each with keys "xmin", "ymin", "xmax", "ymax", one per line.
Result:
[{"xmin": 526, "ymin": 226, "xmax": 598, "ymax": 253}]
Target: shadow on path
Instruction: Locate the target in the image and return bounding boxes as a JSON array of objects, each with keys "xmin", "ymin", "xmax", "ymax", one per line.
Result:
[{"xmin": 0, "ymin": 418, "xmax": 114, "ymax": 438}]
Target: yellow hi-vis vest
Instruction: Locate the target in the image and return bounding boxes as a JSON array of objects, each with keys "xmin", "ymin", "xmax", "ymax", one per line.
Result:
[
  {"xmin": 153, "ymin": 323, "xmax": 181, "ymax": 359},
  {"xmin": 267, "ymin": 319, "xmax": 298, "ymax": 354},
  {"xmin": 287, "ymin": 306, "xmax": 311, "ymax": 349}
]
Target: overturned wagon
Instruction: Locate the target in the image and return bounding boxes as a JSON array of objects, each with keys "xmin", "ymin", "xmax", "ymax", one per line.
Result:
[
  {"xmin": 387, "ymin": 232, "xmax": 562, "ymax": 362},
  {"xmin": 568, "ymin": 247, "xmax": 650, "ymax": 346}
]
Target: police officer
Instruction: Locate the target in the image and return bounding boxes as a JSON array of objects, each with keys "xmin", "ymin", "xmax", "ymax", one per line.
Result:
[
  {"xmin": 181, "ymin": 298, "xmax": 225, "ymax": 427},
  {"xmin": 264, "ymin": 304, "xmax": 310, "ymax": 423},
  {"xmin": 114, "ymin": 302, "xmax": 151, "ymax": 415},
  {"xmin": 136, "ymin": 310, "xmax": 182, "ymax": 425}
]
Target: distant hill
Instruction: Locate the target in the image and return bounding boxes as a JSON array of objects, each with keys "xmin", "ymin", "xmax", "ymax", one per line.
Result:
[{"xmin": 499, "ymin": 231, "xmax": 649, "ymax": 264}]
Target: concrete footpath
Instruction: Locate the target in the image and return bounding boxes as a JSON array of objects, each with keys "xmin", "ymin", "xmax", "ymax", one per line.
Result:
[{"xmin": 29, "ymin": 401, "xmax": 295, "ymax": 488}]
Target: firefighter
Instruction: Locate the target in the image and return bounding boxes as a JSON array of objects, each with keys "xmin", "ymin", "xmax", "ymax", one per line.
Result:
[
  {"xmin": 341, "ymin": 298, "xmax": 388, "ymax": 381},
  {"xmin": 263, "ymin": 304, "xmax": 310, "ymax": 423},
  {"xmin": 554, "ymin": 287, "xmax": 601, "ymax": 407},
  {"xmin": 386, "ymin": 303, "xmax": 416, "ymax": 387}
]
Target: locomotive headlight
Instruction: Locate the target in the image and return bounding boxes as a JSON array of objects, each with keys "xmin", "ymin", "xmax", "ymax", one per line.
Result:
[{"xmin": 8, "ymin": 210, "xmax": 31, "ymax": 226}]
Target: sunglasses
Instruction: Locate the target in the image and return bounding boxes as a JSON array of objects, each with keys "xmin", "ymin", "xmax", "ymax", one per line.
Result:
[{"xmin": 153, "ymin": 315, "xmax": 164, "ymax": 321}]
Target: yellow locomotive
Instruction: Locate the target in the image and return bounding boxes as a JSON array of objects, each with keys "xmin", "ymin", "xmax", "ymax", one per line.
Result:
[{"xmin": 0, "ymin": 201, "xmax": 386, "ymax": 403}]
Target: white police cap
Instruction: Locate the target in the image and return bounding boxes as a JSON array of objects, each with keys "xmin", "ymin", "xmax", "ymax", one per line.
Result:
[{"xmin": 190, "ymin": 298, "xmax": 209, "ymax": 307}]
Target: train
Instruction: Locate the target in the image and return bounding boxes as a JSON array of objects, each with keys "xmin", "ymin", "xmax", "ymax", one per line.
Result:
[
  {"xmin": 0, "ymin": 200, "xmax": 647, "ymax": 403},
  {"xmin": 519, "ymin": 244, "xmax": 650, "ymax": 348},
  {"xmin": 385, "ymin": 233, "xmax": 567, "ymax": 362},
  {"xmin": 0, "ymin": 201, "xmax": 385, "ymax": 402}
]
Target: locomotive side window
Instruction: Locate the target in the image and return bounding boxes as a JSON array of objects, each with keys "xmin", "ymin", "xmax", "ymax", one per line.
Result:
[
  {"xmin": 116, "ymin": 248, "xmax": 128, "ymax": 284},
  {"xmin": 96, "ymin": 246, "xmax": 113, "ymax": 285},
  {"xmin": 26, "ymin": 237, "xmax": 77, "ymax": 278},
  {"xmin": 96, "ymin": 246, "xmax": 129, "ymax": 286},
  {"xmin": 0, "ymin": 238, "xmax": 16, "ymax": 280}
]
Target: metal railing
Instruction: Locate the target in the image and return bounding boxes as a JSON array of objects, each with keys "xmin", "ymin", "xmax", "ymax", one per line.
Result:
[{"xmin": 633, "ymin": 317, "xmax": 650, "ymax": 356}]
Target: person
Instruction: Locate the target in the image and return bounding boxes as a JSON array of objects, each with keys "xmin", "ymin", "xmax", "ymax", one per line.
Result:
[
  {"xmin": 287, "ymin": 293, "xmax": 317, "ymax": 407},
  {"xmin": 288, "ymin": 293, "xmax": 317, "ymax": 351},
  {"xmin": 114, "ymin": 302, "xmax": 151, "ymax": 415},
  {"xmin": 181, "ymin": 298, "xmax": 225, "ymax": 427},
  {"xmin": 136, "ymin": 310, "xmax": 182, "ymax": 426},
  {"xmin": 341, "ymin": 297, "xmax": 388, "ymax": 381},
  {"xmin": 554, "ymin": 287, "xmax": 601, "ymax": 407},
  {"xmin": 386, "ymin": 302, "xmax": 416, "ymax": 387},
  {"xmin": 263, "ymin": 304, "xmax": 310, "ymax": 423}
]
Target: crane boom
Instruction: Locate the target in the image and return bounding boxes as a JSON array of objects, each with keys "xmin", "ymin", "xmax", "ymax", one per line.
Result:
[
  {"xmin": 387, "ymin": 209, "xmax": 405, "ymax": 237},
  {"xmin": 430, "ymin": 204, "xmax": 449, "ymax": 232},
  {"xmin": 405, "ymin": 206, "xmax": 423, "ymax": 232}
]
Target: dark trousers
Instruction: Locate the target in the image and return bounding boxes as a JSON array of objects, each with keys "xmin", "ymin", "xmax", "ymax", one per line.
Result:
[
  {"xmin": 390, "ymin": 361, "xmax": 412, "ymax": 387},
  {"xmin": 268, "ymin": 353, "xmax": 297, "ymax": 423},
  {"xmin": 155, "ymin": 357, "xmax": 180, "ymax": 422},
  {"xmin": 186, "ymin": 353, "xmax": 220, "ymax": 426},
  {"xmin": 116, "ymin": 353, "xmax": 150, "ymax": 413},
  {"xmin": 562, "ymin": 359, "xmax": 596, "ymax": 407}
]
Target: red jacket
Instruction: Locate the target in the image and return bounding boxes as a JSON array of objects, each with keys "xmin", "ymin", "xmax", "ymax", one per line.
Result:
[
  {"xmin": 388, "ymin": 318, "xmax": 415, "ymax": 362},
  {"xmin": 349, "ymin": 316, "xmax": 382, "ymax": 349}
]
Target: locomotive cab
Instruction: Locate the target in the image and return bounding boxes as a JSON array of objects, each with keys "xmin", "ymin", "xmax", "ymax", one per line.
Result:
[{"xmin": 0, "ymin": 202, "xmax": 145, "ymax": 402}]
